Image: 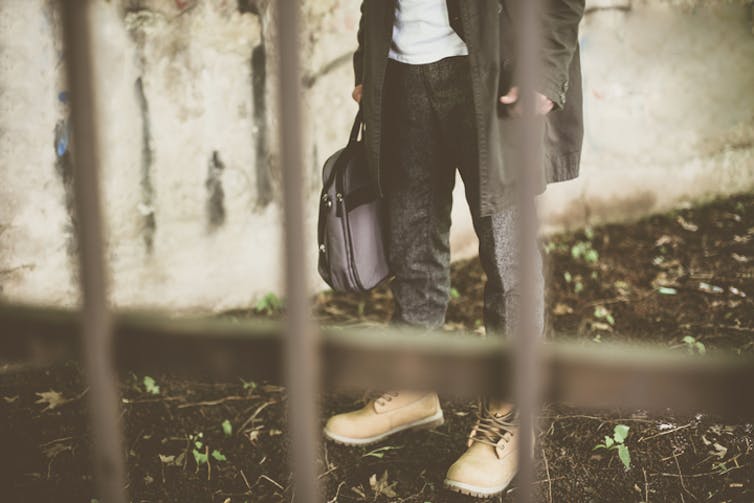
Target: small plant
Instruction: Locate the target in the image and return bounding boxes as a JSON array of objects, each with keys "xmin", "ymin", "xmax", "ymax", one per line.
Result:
[
  {"xmin": 544, "ymin": 241, "xmax": 569, "ymax": 254},
  {"xmin": 449, "ymin": 287, "xmax": 461, "ymax": 300},
  {"xmin": 564, "ymin": 271, "xmax": 584, "ymax": 294},
  {"xmin": 571, "ymin": 240, "xmax": 599, "ymax": 264},
  {"xmin": 143, "ymin": 376, "xmax": 160, "ymax": 395},
  {"xmin": 189, "ymin": 432, "xmax": 226, "ymax": 468},
  {"xmin": 222, "ymin": 419, "xmax": 233, "ymax": 437},
  {"xmin": 594, "ymin": 306, "xmax": 615, "ymax": 326},
  {"xmin": 240, "ymin": 378, "xmax": 257, "ymax": 391},
  {"xmin": 594, "ymin": 424, "xmax": 631, "ymax": 471},
  {"xmin": 682, "ymin": 335, "xmax": 706, "ymax": 355},
  {"xmin": 254, "ymin": 292, "xmax": 283, "ymax": 315}
]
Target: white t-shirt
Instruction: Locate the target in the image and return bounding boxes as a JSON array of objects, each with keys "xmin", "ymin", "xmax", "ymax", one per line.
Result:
[{"xmin": 388, "ymin": 0, "xmax": 469, "ymax": 65}]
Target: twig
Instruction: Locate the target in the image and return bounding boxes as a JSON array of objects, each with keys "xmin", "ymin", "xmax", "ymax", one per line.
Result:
[
  {"xmin": 651, "ymin": 464, "xmax": 748, "ymax": 479},
  {"xmin": 639, "ymin": 422, "xmax": 693, "ymax": 443},
  {"xmin": 240, "ymin": 468, "xmax": 252, "ymax": 491},
  {"xmin": 542, "ymin": 414, "xmax": 655, "ymax": 424},
  {"xmin": 643, "ymin": 467, "xmax": 649, "ymax": 503},
  {"xmin": 206, "ymin": 445, "xmax": 211, "ymax": 481},
  {"xmin": 258, "ymin": 474, "xmax": 285, "ymax": 491},
  {"xmin": 542, "ymin": 447, "xmax": 553, "ymax": 503},
  {"xmin": 238, "ymin": 400, "xmax": 274, "ymax": 433},
  {"xmin": 121, "ymin": 396, "xmax": 183, "ymax": 405},
  {"xmin": 673, "ymin": 452, "xmax": 696, "ymax": 501},
  {"xmin": 327, "ymin": 481, "xmax": 346, "ymax": 503},
  {"xmin": 39, "ymin": 436, "xmax": 75, "ymax": 448},
  {"xmin": 686, "ymin": 323, "xmax": 754, "ymax": 334},
  {"xmin": 176, "ymin": 395, "xmax": 256, "ymax": 409}
]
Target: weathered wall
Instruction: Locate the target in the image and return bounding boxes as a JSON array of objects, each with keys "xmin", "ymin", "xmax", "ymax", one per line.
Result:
[{"xmin": 1, "ymin": 0, "xmax": 753, "ymax": 310}]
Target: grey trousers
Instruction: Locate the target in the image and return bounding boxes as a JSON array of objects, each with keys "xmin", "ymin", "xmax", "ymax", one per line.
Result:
[{"xmin": 381, "ymin": 55, "xmax": 544, "ymax": 338}]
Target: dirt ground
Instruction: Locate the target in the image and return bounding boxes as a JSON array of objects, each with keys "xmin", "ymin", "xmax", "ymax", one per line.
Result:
[{"xmin": 1, "ymin": 193, "xmax": 753, "ymax": 502}]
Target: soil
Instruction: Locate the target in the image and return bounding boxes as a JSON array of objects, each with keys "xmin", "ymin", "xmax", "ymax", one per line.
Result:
[{"xmin": 1, "ymin": 194, "xmax": 753, "ymax": 502}]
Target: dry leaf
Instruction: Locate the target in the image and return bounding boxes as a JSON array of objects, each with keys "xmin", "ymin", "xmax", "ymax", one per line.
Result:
[
  {"xmin": 369, "ymin": 470, "xmax": 398, "ymax": 499},
  {"xmin": 654, "ymin": 234, "xmax": 674, "ymax": 247},
  {"xmin": 729, "ymin": 286, "xmax": 746, "ymax": 298},
  {"xmin": 247, "ymin": 430, "xmax": 261, "ymax": 444},
  {"xmin": 35, "ymin": 390, "xmax": 68, "ymax": 412},
  {"xmin": 42, "ymin": 441, "xmax": 72, "ymax": 459},
  {"xmin": 158, "ymin": 454, "xmax": 175, "ymax": 464},
  {"xmin": 676, "ymin": 216, "xmax": 698, "ymax": 232},
  {"xmin": 553, "ymin": 303, "xmax": 573, "ymax": 315},
  {"xmin": 711, "ymin": 442, "xmax": 728, "ymax": 459},
  {"xmin": 731, "ymin": 253, "xmax": 749, "ymax": 263}
]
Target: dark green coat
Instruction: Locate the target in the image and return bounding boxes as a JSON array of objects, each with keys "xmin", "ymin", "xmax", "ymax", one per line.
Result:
[{"xmin": 353, "ymin": 0, "xmax": 585, "ymax": 217}]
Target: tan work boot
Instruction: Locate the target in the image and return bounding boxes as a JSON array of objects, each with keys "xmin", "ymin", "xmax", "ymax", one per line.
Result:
[
  {"xmin": 323, "ymin": 391, "xmax": 444, "ymax": 446},
  {"xmin": 444, "ymin": 401, "xmax": 524, "ymax": 498}
]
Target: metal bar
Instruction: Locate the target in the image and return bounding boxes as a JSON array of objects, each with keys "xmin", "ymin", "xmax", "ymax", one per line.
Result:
[
  {"xmin": 275, "ymin": 2, "xmax": 321, "ymax": 501},
  {"xmin": 514, "ymin": 0, "xmax": 545, "ymax": 500},
  {"xmin": 59, "ymin": 1, "xmax": 128, "ymax": 502},
  {"xmin": 3, "ymin": 305, "xmax": 754, "ymax": 420}
]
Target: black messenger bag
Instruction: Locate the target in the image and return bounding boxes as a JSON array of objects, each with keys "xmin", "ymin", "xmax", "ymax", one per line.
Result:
[{"xmin": 317, "ymin": 109, "xmax": 391, "ymax": 292}]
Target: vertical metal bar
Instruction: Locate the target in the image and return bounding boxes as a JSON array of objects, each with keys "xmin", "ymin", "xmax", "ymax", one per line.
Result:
[
  {"xmin": 514, "ymin": 0, "xmax": 544, "ymax": 501},
  {"xmin": 275, "ymin": 2, "xmax": 321, "ymax": 501},
  {"xmin": 60, "ymin": 1, "xmax": 128, "ymax": 502}
]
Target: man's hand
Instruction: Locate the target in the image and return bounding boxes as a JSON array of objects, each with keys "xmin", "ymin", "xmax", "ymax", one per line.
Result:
[
  {"xmin": 499, "ymin": 86, "xmax": 554, "ymax": 116},
  {"xmin": 352, "ymin": 84, "xmax": 363, "ymax": 104}
]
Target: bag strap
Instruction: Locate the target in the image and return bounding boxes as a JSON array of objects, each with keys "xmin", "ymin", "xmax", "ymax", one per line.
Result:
[
  {"xmin": 323, "ymin": 108, "xmax": 362, "ymax": 192},
  {"xmin": 319, "ymin": 107, "xmax": 362, "ymax": 246},
  {"xmin": 347, "ymin": 107, "xmax": 363, "ymax": 145}
]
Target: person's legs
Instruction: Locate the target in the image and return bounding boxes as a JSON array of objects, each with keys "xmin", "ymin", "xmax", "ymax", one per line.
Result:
[
  {"xmin": 324, "ymin": 58, "xmax": 457, "ymax": 445},
  {"xmin": 383, "ymin": 60, "xmax": 457, "ymax": 329},
  {"xmin": 473, "ymin": 206, "xmax": 545, "ymax": 339},
  {"xmin": 431, "ymin": 56, "xmax": 545, "ymax": 498}
]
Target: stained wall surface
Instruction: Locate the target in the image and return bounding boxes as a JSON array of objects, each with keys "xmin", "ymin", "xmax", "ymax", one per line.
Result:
[{"xmin": 1, "ymin": 0, "xmax": 752, "ymax": 310}]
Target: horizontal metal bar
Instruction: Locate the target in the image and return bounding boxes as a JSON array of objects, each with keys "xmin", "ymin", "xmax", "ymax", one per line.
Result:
[{"xmin": 1, "ymin": 303, "xmax": 753, "ymax": 420}]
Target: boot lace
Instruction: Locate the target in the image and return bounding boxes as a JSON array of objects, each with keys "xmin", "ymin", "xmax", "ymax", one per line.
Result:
[
  {"xmin": 374, "ymin": 391, "xmax": 400, "ymax": 407},
  {"xmin": 469, "ymin": 406, "xmax": 517, "ymax": 448}
]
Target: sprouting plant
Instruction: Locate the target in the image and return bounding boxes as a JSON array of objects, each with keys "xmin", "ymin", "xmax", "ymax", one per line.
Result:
[
  {"xmin": 571, "ymin": 240, "xmax": 599, "ymax": 264},
  {"xmin": 222, "ymin": 419, "xmax": 233, "ymax": 437},
  {"xmin": 450, "ymin": 287, "xmax": 461, "ymax": 300},
  {"xmin": 594, "ymin": 306, "xmax": 615, "ymax": 326},
  {"xmin": 190, "ymin": 432, "xmax": 205, "ymax": 464},
  {"xmin": 564, "ymin": 271, "xmax": 584, "ymax": 294},
  {"xmin": 544, "ymin": 241, "xmax": 569, "ymax": 254},
  {"xmin": 240, "ymin": 378, "xmax": 257, "ymax": 391},
  {"xmin": 682, "ymin": 336, "xmax": 706, "ymax": 355},
  {"xmin": 594, "ymin": 424, "xmax": 631, "ymax": 471},
  {"xmin": 189, "ymin": 432, "xmax": 226, "ymax": 467},
  {"xmin": 254, "ymin": 292, "xmax": 283, "ymax": 315},
  {"xmin": 143, "ymin": 376, "xmax": 160, "ymax": 395}
]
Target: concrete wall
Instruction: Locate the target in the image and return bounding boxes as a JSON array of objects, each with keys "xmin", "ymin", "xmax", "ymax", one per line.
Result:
[{"xmin": 1, "ymin": 0, "xmax": 752, "ymax": 311}]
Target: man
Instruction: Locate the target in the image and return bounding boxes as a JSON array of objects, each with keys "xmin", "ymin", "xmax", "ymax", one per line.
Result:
[{"xmin": 324, "ymin": 0, "xmax": 584, "ymax": 497}]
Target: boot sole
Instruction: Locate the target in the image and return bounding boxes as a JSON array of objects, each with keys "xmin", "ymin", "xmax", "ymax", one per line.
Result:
[
  {"xmin": 443, "ymin": 479, "xmax": 508, "ymax": 498},
  {"xmin": 323, "ymin": 409, "xmax": 444, "ymax": 446}
]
